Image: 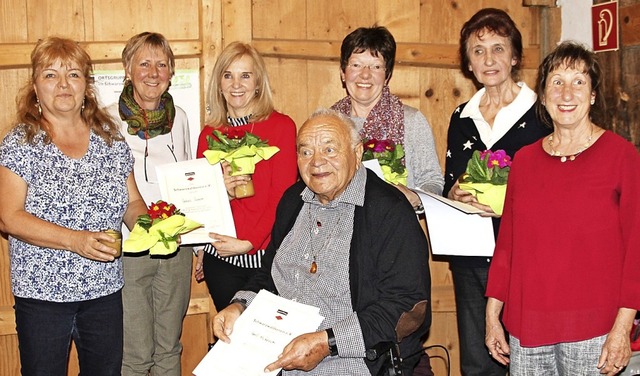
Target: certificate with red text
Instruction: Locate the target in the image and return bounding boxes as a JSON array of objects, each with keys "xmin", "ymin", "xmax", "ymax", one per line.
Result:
[
  {"xmin": 193, "ymin": 290, "xmax": 324, "ymax": 376},
  {"xmin": 156, "ymin": 158, "xmax": 236, "ymax": 244}
]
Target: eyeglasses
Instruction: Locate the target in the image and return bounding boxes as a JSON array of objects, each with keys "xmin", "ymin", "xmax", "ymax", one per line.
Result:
[{"xmin": 346, "ymin": 63, "xmax": 386, "ymax": 73}]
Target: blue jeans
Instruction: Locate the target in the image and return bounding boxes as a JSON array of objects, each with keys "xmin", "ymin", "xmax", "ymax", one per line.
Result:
[
  {"xmin": 451, "ymin": 265, "xmax": 507, "ymax": 376},
  {"xmin": 14, "ymin": 290, "xmax": 123, "ymax": 376}
]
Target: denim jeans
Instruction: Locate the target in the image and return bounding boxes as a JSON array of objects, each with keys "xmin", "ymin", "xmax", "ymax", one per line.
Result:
[
  {"xmin": 451, "ymin": 265, "xmax": 507, "ymax": 376},
  {"xmin": 14, "ymin": 290, "xmax": 123, "ymax": 376}
]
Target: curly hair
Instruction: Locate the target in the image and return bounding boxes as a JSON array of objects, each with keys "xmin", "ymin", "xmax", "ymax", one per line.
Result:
[{"xmin": 15, "ymin": 36, "xmax": 121, "ymax": 145}]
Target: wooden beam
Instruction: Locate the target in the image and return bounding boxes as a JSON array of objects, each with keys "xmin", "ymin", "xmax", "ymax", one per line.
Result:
[
  {"xmin": 621, "ymin": 4, "xmax": 640, "ymax": 47},
  {"xmin": 0, "ymin": 40, "xmax": 202, "ymax": 68},
  {"xmin": 522, "ymin": 0, "xmax": 557, "ymax": 6},
  {"xmin": 253, "ymin": 39, "xmax": 541, "ymax": 69}
]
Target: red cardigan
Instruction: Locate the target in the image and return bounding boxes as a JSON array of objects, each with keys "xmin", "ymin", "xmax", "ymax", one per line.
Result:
[
  {"xmin": 486, "ymin": 131, "xmax": 640, "ymax": 346},
  {"xmin": 196, "ymin": 111, "xmax": 298, "ymax": 254}
]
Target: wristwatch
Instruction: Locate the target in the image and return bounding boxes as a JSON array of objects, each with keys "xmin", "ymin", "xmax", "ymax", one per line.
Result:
[{"xmin": 326, "ymin": 328, "xmax": 338, "ymax": 356}]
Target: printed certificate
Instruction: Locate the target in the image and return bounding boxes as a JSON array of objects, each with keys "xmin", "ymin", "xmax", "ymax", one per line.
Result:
[{"xmin": 155, "ymin": 158, "xmax": 236, "ymax": 244}]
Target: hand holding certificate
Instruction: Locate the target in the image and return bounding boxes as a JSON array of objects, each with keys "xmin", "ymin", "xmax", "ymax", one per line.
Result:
[
  {"xmin": 155, "ymin": 158, "xmax": 236, "ymax": 244},
  {"xmin": 193, "ymin": 290, "xmax": 324, "ymax": 376}
]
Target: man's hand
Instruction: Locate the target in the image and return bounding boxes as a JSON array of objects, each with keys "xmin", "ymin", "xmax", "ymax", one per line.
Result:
[
  {"xmin": 264, "ymin": 331, "xmax": 330, "ymax": 372},
  {"xmin": 212, "ymin": 302, "xmax": 245, "ymax": 343}
]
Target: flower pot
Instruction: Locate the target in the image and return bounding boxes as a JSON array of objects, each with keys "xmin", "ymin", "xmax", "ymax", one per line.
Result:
[{"xmin": 235, "ymin": 178, "xmax": 255, "ymax": 198}]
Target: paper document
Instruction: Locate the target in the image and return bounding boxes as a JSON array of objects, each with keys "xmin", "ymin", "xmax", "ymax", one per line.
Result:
[
  {"xmin": 363, "ymin": 159, "xmax": 384, "ymax": 180},
  {"xmin": 193, "ymin": 290, "xmax": 324, "ymax": 376},
  {"xmin": 416, "ymin": 190, "xmax": 495, "ymax": 256},
  {"xmin": 155, "ymin": 158, "xmax": 236, "ymax": 244}
]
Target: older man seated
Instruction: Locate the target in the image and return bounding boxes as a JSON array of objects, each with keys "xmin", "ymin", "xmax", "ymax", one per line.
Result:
[{"xmin": 213, "ymin": 108, "xmax": 431, "ymax": 375}]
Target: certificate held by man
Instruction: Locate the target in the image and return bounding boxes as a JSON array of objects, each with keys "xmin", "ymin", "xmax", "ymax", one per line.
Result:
[
  {"xmin": 155, "ymin": 158, "xmax": 236, "ymax": 244},
  {"xmin": 193, "ymin": 290, "xmax": 324, "ymax": 376}
]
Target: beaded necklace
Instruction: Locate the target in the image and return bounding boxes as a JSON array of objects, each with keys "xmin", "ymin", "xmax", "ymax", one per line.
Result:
[{"xmin": 547, "ymin": 126, "xmax": 594, "ymax": 162}]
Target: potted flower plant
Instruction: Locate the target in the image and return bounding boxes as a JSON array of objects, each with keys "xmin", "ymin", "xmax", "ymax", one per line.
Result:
[
  {"xmin": 458, "ymin": 149, "xmax": 511, "ymax": 215},
  {"xmin": 203, "ymin": 128, "xmax": 279, "ymax": 198},
  {"xmin": 123, "ymin": 200, "xmax": 202, "ymax": 256},
  {"xmin": 362, "ymin": 138, "xmax": 408, "ymax": 186}
]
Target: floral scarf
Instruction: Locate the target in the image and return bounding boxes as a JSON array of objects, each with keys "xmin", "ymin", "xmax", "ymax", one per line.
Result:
[
  {"xmin": 331, "ymin": 85, "xmax": 405, "ymax": 149},
  {"xmin": 118, "ymin": 80, "xmax": 175, "ymax": 139}
]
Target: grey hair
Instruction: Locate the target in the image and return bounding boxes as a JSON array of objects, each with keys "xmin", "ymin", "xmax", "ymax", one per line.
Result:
[{"xmin": 307, "ymin": 108, "xmax": 360, "ymax": 146}]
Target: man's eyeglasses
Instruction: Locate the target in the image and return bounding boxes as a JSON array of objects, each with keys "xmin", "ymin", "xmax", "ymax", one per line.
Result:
[{"xmin": 346, "ymin": 63, "xmax": 386, "ymax": 72}]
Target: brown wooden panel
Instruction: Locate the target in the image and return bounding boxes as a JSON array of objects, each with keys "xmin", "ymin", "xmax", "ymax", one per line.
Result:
[
  {"xmin": 0, "ymin": 336, "xmax": 20, "ymax": 375},
  {"xmin": 306, "ymin": 0, "xmax": 375, "ymax": 40},
  {"xmin": 0, "ymin": 40, "xmax": 202, "ymax": 68},
  {"xmin": 621, "ymin": 4, "xmax": 640, "ymax": 46},
  {"xmin": 253, "ymin": 39, "xmax": 540, "ymax": 69},
  {"xmin": 0, "ymin": 0, "xmax": 28, "ymax": 43},
  {"xmin": 90, "ymin": 0, "xmax": 199, "ymax": 40},
  {"xmin": 375, "ymin": 0, "xmax": 421, "ymax": 42},
  {"xmin": 253, "ymin": 0, "xmax": 306, "ymax": 39},
  {"xmin": 25, "ymin": 0, "xmax": 87, "ymax": 42}
]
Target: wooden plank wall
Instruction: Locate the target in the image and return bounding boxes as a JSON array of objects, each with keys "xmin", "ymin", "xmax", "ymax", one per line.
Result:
[{"xmin": 0, "ymin": 1, "xmax": 559, "ymax": 375}]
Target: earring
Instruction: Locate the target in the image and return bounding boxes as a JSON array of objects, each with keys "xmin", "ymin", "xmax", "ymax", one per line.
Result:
[
  {"xmin": 36, "ymin": 99, "xmax": 42, "ymax": 116},
  {"xmin": 255, "ymin": 89, "xmax": 259, "ymax": 95},
  {"xmin": 590, "ymin": 98, "xmax": 595, "ymax": 105},
  {"xmin": 81, "ymin": 97, "xmax": 86, "ymax": 113}
]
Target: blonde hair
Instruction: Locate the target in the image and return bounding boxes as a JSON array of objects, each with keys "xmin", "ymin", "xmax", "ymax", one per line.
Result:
[
  {"xmin": 15, "ymin": 36, "xmax": 121, "ymax": 145},
  {"xmin": 205, "ymin": 42, "xmax": 274, "ymax": 126},
  {"xmin": 121, "ymin": 32, "xmax": 176, "ymax": 78}
]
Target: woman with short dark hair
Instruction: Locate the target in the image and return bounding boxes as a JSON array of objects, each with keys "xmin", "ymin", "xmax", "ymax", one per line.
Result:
[{"xmin": 332, "ymin": 26, "xmax": 444, "ymax": 208}]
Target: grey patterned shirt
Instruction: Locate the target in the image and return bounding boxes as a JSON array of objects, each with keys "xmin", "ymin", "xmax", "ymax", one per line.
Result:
[{"xmin": 236, "ymin": 167, "xmax": 369, "ymax": 375}]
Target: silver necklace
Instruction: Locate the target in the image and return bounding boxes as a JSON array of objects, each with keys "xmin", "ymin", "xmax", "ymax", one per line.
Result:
[
  {"xmin": 548, "ymin": 126, "xmax": 594, "ymax": 162},
  {"xmin": 308, "ymin": 205, "xmax": 341, "ymax": 274}
]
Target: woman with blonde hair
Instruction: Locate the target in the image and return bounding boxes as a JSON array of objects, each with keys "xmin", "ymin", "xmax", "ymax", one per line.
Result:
[{"xmin": 195, "ymin": 42, "xmax": 297, "ymax": 312}]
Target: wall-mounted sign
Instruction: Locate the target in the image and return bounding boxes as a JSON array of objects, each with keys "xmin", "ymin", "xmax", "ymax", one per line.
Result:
[{"xmin": 592, "ymin": 1, "xmax": 619, "ymax": 52}]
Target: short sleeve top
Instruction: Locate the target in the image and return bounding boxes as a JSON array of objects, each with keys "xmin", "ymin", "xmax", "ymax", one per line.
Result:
[{"xmin": 0, "ymin": 126, "xmax": 134, "ymax": 302}]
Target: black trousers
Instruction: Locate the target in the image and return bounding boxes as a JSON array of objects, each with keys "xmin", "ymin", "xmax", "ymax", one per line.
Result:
[{"xmin": 202, "ymin": 253, "xmax": 256, "ymax": 312}]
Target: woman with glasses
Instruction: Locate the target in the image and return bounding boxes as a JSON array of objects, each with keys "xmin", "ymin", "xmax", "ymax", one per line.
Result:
[
  {"xmin": 331, "ymin": 26, "xmax": 444, "ymax": 209},
  {"xmin": 106, "ymin": 32, "xmax": 192, "ymax": 376}
]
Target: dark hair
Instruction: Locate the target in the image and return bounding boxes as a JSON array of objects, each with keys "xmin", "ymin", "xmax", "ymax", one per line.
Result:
[
  {"xmin": 459, "ymin": 8, "xmax": 523, "ymax": 81},
  {"xmin": 535, "ymin": 40, "xmax": 606, "ymax": 128},
  {"xmin": 339, "ymin": 26, "xmax": 396, "ymax": 81}
]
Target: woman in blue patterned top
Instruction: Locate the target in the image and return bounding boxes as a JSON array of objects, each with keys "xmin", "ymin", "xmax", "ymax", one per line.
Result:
[{"xmin": 0, "ymin": 37, "xmax": 147, "ymax": 376}]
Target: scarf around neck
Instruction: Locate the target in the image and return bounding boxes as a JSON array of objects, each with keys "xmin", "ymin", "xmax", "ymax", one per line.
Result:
[
  {"xmin": 119, "ymin": 80, "xmax": 176, "ymax": 139},
  {"xmin": 331, "ymin": 85, "xmax": 405, "ymax": 147}
]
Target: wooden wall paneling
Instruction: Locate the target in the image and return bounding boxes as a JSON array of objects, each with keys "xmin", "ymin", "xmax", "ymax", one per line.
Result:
[
  {"xmin": 0, "ymin": 0, "xmax": 28, "ymax": 42},
  {"xmin": 221, "ymin": 0, "xmax": 252, "ymax": 44},
  {"xmin": 0, "ymin": 69, "xmax": 28, "ymax": 141},
  {"xmin": 303, "ymin": 60, "xmax": 344, "ymax": 122},
  {"xmin": 263, "ymin": 57, "xmax": 310, "ymax": 126},
  {"xmin": 306, "ymin": 0, "xmax": 375, "ymax": 40},
  {"xmin": 0, "ymin": 336, "xmax": 20, "ymax": 375},
  {"xmin": 90, "ymin": 0, "xmax": 200, "ymax": 41},
  {"xmin": 252, "ymin": 0, "xmax": 305, "ymax": 39},
  {"xmin": 200, "ymin": 0, "xmax": 222, "ymax": 126},
  {"xmin": 375, "ymin": 0, "xmax": 421, "ymax": 42},
  {"xmin": 25, "ymin": 0, "xmax": 87, "ymax": 41},
  {"xmin": 621, "ymin": 3, "xmax": 640, "ymax": 46}
]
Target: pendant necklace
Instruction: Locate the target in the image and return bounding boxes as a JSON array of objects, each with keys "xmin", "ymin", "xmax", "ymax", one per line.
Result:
[
  {"xmin": 308, "ymin": 205, "xmax": 341, "ymax": 274},
  {"xmin": 548, "ymin": 125, "xmax": 594, "ymax": 162}
]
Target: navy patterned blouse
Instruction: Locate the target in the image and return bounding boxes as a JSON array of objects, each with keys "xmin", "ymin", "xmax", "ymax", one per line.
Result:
[{"xmin": 0, "ymin": 126, "xmax": 133, "ymax": 302}]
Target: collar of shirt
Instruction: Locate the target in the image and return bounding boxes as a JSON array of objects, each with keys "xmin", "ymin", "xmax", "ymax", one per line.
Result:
[
  {"xmin": 460, "ymin": 82, "xmax": 536, "ymax": 149},
  {"xmin": 301, "ymin": 165, "xmax": 367, "ymax": 208}
]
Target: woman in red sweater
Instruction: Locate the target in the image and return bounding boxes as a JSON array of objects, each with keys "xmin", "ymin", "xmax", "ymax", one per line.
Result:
[
  {"xmin": 195, "ymin": 42, "xmax": 298, "ymax": 312},
  {"xmin": 485, "ymin": 41, "xmax": 640, "ymax": 375}
]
